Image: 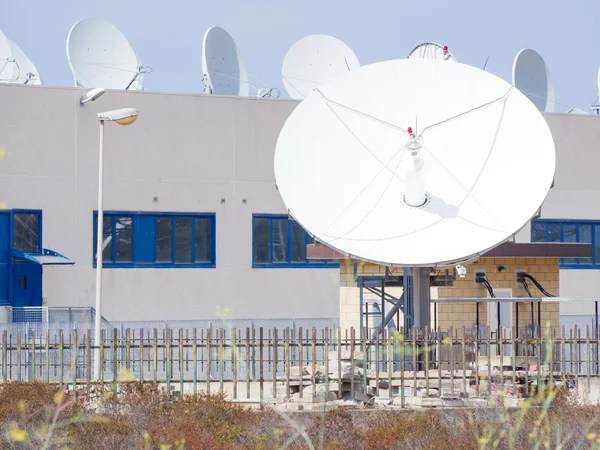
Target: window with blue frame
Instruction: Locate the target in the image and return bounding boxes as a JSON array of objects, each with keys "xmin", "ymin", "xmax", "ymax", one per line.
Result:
[
  {"xmin": 531, "ymin": 219, "xmax": 596, "ymax": 268},
  {"xmin": 93, "ymin": 212, "xmax": 215, "ymax": 268},
  {"xmin": 252, "ymin": 214, "xmax": 339, "ymax": 268},
  {"xmin": 13, "ymin": 211, "xmax": 42, "ymax": 253}
]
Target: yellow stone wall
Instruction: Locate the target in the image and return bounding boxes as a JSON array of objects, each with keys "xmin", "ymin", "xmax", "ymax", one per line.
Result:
[
  {"xmin": 436, "ymin": 257, "xmax": 560, "ymax": 334},
  {"xmin": 339, "ymin": 257, "xmax": 560, "ymax": 333}
]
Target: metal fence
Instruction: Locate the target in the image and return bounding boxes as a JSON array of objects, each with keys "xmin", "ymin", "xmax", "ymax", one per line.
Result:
[{"xmin": 0, "ymin": 324, "xmax": 597, "ymax": 404}]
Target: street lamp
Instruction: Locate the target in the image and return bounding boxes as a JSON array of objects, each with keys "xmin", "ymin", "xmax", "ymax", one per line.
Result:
[{"xmin": 94, "ymin": 108, "xmax": 138, "ymax": 379}]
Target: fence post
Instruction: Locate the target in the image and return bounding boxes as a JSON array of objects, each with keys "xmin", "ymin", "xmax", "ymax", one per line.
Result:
[
  {"xmin": 86, "ymin": 330, "xmax": 91, "ymax": 400},
  {"xmin": 45, "ymin": 329, "xmax": 50, "ymax": 384},
  {"xmin": 273, "ymin": 328, "xmax": 278, "ymax": 400},
  {"xmin": 100, "ymin": 329, "xmax": 105, "ymax": 389},
  {"xmin": 17, "ymin": 329, "xmax": 21, "ymax": 382},
  {"xmin": 31, "ymin": 328, "xmax": 36, "ymax": 382},
  {"xmin": 232, "ymin": 328, "xmax": 237, "ymax": 400},
  {"xmin": 59, "ymin": 330, "xmax": 64, "ymax": 389},
  {"xmin": 2, "ymin": 330, "xmax": 7, "ymax": 383},
  {"xmin": 193, "ymin": 328, "xmax": 198, "ymax": 396},
  {"xmin": 259, "ymin": 327, "xmax": 264, "ymax": 409},
  {"xmin": 72, "ymin": 329, "xmax": 78, "ymax": 399},
  {"xmin": 311, "ymin": 327, "xmax": 316, "ymax": 402},
  {"xmin": 206, "ymin": 328, "xmax": 211, "ymax": 395},
  {"xmin": 139, "ymin": 328, "xmax": 144, "ymax": 384}
]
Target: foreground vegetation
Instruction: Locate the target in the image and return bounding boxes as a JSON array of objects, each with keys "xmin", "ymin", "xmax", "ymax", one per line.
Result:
[{"xmin": 1, "ymin": 381, "xmax": 600, "ymax": 449}]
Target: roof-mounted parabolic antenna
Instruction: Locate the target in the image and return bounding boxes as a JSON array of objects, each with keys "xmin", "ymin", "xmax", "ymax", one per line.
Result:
[
  {"xmin": 512, "ymin": 48, "xmax": 555, "ymax": 113},
  {"xmin": 0, "ymin": 28, "xmax": 41, "ymax": 85},
  {"xmin": 275, "ymin": 59, "xmax": 555, "ymax": 267},
  {"xmin": 67, "ymin": 18, "xmax": 148, "ymax": 90},
  {"xmin": 408, "ymin": 42, "xmax": 456, "ymax": 62},
  {"xmin": 0, "ymin": 28, "xmax": 17, "ymax": 83},
  {"xmin": 9, "ymin": 40, "xmax": 42, "ymax": 85},
  {"xmin": 282, "ymin": 35, "xmax": 360, "ymax": 99},
  {"xmin": 202, "ymin": 26, "xmax": 248, "ymax": 96}
]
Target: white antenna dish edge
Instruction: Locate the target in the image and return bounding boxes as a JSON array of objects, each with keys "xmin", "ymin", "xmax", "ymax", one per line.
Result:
[
  {"xmin": 9, "ymin": 40, "xmax": 42, "ymax": 85},
  {"xmin": 282, "ymin": 34, "xmax": 360, "ymax": 100},
  {"xmin": 67, "ymin": 18, "xmax": 146, "ymax": 90},
  {"xmin": 0, "ymin": 28, "xmax": 17, "ymax": 83},
  {"xmin": 274, "ymin": 59, "xmax": 555, "ymax": 267},
  {"xmin": 512, "ymin": 48, "xmax": 555, "ymax": 113},
  {"xmin": 202, "ymin": 26, "xmax": 249, "ymax": 97}
]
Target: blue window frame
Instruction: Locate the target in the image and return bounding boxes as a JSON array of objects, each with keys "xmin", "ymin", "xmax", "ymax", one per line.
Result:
[
  {"xmin": 531, "ymin": 219, "xmax": 596, "ymax": 268},
  {"xmin": 93, "ymin": 212, "xmax": 216, "ymax": 268},
  {"xmin": 252, "ymin": 214, "xmax": 339, "ymax": 268}
]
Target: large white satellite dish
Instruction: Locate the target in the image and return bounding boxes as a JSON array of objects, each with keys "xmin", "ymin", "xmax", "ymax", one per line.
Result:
[
  {"xmin": 67, "ymin": 18, "xmax": 145, "ymax": 90},
  {"xmin": 282, "ymin": 34, "xmax": 360, "ymax": 100},
  {"xmin": 202, "ymin": 26, "xmax": 248, "ymax": 96},
  {"xmin": 0, "ymin": 28, "xmax": 17, "ymax": 83},
  {"xmin": 274, "ymin": 59, "xmax": 555, "ymax": 267},
  {"xmin": 408, "ymin": 43, "xmax": 456, "ymax": 62},
  {"xmin": 512, "ymin": 48, "xmax": 555, "ymax": 113},
  {"xmin": 9, "ymin": 40, "xmax": 42, "ymax": 85}
]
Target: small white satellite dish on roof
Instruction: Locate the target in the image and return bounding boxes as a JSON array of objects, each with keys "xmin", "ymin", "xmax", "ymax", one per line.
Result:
[
  {"xmin": 512, "ymin": 48, "xmax": 555, "ymax": 113},
  {"xmin": 67, "ymin": 18, "xmax": 147, "ymax": 90},
  {"xmin": 408, "ymin": 43, "xmax": 456, "ymax": 62},
  {"xmin": 0, "ymin": 28, "xmax": 17, "ymax": 83},
  {"xmin": 9, "ymin": 40, "xmax": 42, "ymax": 85},
  {"xmin": 274, "ymin": 59, "xmax": 555, "ymax": 267},
  {"xmin": 282, "ymin": 35, "xmax": 360, "ymax": 100},
  {"xmin": 202, "ymin": 26, "xmax": 249, "ymax": 96}
]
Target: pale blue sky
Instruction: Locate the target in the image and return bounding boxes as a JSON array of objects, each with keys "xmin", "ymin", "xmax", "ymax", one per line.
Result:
[{"xmin": 2, "ymin": 0, "xmax": 599, "ymax": 111}]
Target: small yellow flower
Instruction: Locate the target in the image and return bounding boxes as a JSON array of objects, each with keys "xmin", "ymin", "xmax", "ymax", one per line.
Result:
[
  {"xmin": 478, "ymin": 437, "xmax": 490, "ymax": 445},
  {"xmin": 215, "ymin": 305, "xmax": 234, "ymax": 320},
  {"xmin": 274, "ymin": 428, "xmax": 284, "ymax": 437},
  {"xmin": 588, "ymin": 433, "xmax": 597, "ymax": 441},
  {"xmin": 54, "ymin": 390, "xmax": 64, "ymax": 405},
  {"xmin": 119, "ymin": 368, "xmax": 134, "ymax": 382},
  {"xmin": 7, "ymin": 423, "xmax": 27, "ymax": 442}
]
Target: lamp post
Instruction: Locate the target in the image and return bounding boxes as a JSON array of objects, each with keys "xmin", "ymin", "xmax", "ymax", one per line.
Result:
[{"xmin": 94, "ymin": 108, "xmax": 138, "ymax": 380}]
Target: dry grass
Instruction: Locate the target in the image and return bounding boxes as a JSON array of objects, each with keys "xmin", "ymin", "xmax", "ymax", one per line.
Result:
[{"xmin": 0, "ymin": 382, "xmax": 600, "ymax": 449}]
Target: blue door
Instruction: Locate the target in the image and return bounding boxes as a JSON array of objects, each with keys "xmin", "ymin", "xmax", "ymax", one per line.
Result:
[{"xmin": 12, "ymin": 262, "xmax": 42, "ymax": 307}]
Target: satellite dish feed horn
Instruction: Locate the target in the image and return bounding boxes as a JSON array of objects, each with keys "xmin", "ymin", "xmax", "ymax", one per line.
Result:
[{"xmin": 404, "ymin": 129, "xmax": 426, "ymax": 207}]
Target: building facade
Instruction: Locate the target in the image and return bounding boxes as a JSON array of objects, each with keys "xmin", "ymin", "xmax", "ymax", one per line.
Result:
[{"xmin": 0, "ymin": 82, "xmax": 598, "ymax": 328}]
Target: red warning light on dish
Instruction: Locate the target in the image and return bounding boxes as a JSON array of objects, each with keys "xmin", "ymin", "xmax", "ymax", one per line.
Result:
[
  {"xmin": 443, "ymin": 45, "xmax": 448, "ymax": 55},
  {"xmin": 408, "ymin": 127, "xmax": 413, "ymax": 135}
]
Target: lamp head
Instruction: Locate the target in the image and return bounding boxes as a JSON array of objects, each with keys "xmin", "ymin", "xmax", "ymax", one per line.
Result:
[
  {"xmin": 97, "ymin": 108, "xmax": 139, "ymax": 126},
  {"xmin": 81, "ymin": 88, "xmax": 106, "ymax": 105}
]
